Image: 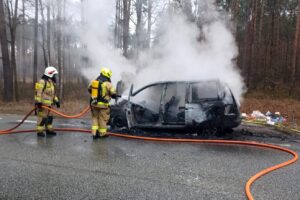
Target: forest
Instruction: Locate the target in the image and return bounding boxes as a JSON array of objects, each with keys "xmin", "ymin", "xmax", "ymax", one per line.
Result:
[{"xmin": 0, "ymin": 0, "xmax": 300, "ymax": 103}]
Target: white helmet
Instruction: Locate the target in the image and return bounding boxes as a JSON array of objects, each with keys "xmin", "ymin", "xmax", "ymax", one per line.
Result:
[{"xmin": 44, "ymin": 66, "xmax": 58, "ymax": 78}]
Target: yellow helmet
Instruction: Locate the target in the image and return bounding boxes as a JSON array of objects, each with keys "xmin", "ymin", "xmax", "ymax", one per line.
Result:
[{"xmin": 101, "ymin": 67, "xmax": 112, "ymax": 79}]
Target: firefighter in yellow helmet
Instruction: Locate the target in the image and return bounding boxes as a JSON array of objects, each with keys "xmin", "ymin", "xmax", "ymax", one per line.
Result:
[
  {"xmin": 34, "ymin": 66, "xmax": 60, "ymax": 137},
  {"xmin": 88, "ymin": 67, "xmax": 117, "ymax": 139}
]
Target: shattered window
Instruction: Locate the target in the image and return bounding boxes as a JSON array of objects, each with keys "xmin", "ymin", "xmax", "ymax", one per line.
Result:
[
  {"xmin": 131, "ymin": 84, "xmax": 163, "ymax": 113},
  {"xmin": 191, "ymin": 82, "xmax": 219, "ymax": 101}
]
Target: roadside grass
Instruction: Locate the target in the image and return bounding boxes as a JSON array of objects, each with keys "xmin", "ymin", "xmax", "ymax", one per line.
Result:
[
  {"xmin": 0, "ymin": 82, "xmax": 90, "ymax": 116},
  {"xmin": 0, "ymin": 100, "xmax": 89, "ymax": 118}
]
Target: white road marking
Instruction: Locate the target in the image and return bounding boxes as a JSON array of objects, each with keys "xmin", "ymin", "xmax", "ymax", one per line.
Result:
[
  {"xmin": 16, "ymin": 120, "xmax": 36, "ymax": 124},
  {"xmin": 59, "ymin": 123, "xmax": 83, "ymax": 127}
]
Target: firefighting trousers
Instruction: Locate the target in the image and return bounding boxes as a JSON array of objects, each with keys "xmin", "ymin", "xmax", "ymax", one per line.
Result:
[
  {"xmin": 36, "ymin": 107, "xmax": 54, "ymax": 132},
  {"xmin": 91, "ymin": 107, "xmax": 110, "ymax": 136}
]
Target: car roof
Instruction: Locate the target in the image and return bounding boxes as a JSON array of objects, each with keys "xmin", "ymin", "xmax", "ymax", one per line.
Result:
[{"xmin": 132, "ymin": 79, "xmax": 222, "ymax": 95}]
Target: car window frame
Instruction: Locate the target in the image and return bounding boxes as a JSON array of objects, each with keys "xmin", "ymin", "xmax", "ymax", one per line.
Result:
[{"xmin": 188, "ymin": 81, "xmax": 221, "ymax": 103}]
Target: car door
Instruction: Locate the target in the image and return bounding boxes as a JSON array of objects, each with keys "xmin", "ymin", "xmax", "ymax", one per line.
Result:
[
  {"xmin": 162, "ymin": 83, "xmax": 186, "ymax": 124},
  {"xmin": 126, "ymin": 83, "xmax": 164, "ymax": 128},
  {"xmin": 185, "ymin": 81, "xmax": 221, "ymax": 126}
]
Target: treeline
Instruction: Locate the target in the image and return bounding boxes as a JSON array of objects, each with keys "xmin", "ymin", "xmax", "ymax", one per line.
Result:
[
  {"xmin": 0, "ymin": 0, "xmax": 85, "ymax": 102},
  {"xmin": 230, "ymin": 0, "xmax": 300, "ymax": 96},
  {"xmin": 1, "ymin": 0, "xmax": 300, "ymax": 102},
  {"xmin": 116, "ymin": 0, "xmax": 300, "ymax": 96}
]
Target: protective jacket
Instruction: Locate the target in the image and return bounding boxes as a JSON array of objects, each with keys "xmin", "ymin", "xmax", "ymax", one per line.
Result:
[
  {"xmin": 35, "ymin": 76, "xmax": 59, "ymax": 106},
  {"xmin": 88, "ymin": 75, "xmax": 117, "ymax": 108}
]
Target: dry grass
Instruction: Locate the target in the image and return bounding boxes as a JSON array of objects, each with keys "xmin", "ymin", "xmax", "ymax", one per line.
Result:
[
  {"xmin": 0, "ymin": 100, "xmax": 89, "ymax": 118},
  {"xmin": 0, "ymin": 82, "xmax": 90, "ymax": 116}
]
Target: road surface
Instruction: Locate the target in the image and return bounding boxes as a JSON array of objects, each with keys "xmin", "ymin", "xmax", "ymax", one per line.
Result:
[{"xmin": 0, "ymin": 114, "xmax": 299, "ymax": 200}]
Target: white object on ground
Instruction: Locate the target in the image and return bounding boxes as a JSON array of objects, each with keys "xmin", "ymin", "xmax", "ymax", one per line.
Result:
[
  {"xmin": 251, "ymin": 110, "xmax": 267, "ymax": 120},
  {"xmin": 241, "ymin": 113, "xmax": 247, "ymax": 118},
  {"xmin": 275, "ymin": 112, "xmax": 281, "ymax": 116}
]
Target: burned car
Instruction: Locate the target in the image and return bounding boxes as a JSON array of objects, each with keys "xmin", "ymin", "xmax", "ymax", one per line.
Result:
[{"xmin": 110, "ymin": 80, "xmax": 241, "ymax": 135}]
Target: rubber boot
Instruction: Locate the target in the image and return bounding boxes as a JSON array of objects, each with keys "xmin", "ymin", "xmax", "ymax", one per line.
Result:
[
  {"xmin": 92, "ymin": 135, "xmax": 98, "ymax": 140},
  {"xmin": 92, "ymin": 131, "xmax": 100, "ymax": 140},
  {"xmin": 37, "ymin": 132, "xmax": 45, "ymax": 137},
  {"xmin": 100, "ymin": 135, "xmax": 109, "ymax": 139},
  {"xmin": 99, "ymin": 132, "xmax": 109, "ymax": 138},
  {"xmin": 46, "ymin": 130, "xmax": 57, "ymax": 136}
]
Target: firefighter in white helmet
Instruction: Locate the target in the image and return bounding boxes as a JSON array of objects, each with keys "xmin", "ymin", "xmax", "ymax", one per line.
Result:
[
  {"xmin": 34, "ymin": 66, "xmax": 60, "ymax": 137},
  {"xmin": 88, "ymin": 67, "xmax": 118, "ymax": 139}
]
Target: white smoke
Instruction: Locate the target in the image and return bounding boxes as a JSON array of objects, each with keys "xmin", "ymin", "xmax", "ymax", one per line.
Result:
[
  {"xmin": 80, "ymin": 0, "xmax": 135, "ymax": 84},
  {"xmin": 80, "ymin": 0, "xmax": 245, "ymax": 102},
  {"xmin": 135, "ymin": 3, "xmax": 245, "ymax": 102}
]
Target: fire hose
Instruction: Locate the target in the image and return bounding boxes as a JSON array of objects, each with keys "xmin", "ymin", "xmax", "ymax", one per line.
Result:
[{"xmin": 0, "ymin": 106, "xmax": 298, "ymax": 200}]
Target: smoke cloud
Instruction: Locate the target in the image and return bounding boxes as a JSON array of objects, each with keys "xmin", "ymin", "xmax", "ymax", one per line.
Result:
[
  {"xmin": 81, "ymin": 0, "xmax": 245, "ymax": 103},
  {"xmin": 80, "ymin": 0, "xmax": 135, "ymax": 84}
]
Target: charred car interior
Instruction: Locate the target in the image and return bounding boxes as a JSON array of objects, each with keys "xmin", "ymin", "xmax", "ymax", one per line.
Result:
[{"xmin": 110, "ymin": 80, "xmax": 241, "ymax": 135}]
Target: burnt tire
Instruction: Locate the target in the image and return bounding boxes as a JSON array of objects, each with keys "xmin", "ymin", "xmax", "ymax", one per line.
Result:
[
  {"xmin": 110, "ymin": 114, "xmax": 128, "ymax": 129},
  {"xmin": 216, "ymin": 126, "xmax": 225, "ymax": 137}
]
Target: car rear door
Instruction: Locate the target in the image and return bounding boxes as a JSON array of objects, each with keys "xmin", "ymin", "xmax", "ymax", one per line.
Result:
[{"xmin": 162, "ymin": 82, "xmax": 186, "ymax": 125}]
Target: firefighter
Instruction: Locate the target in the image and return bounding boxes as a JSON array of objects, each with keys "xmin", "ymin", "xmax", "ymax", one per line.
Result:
[
  {"xmin": 88, "ymin": 67, "xmax": 117, "ymax": 139},
  {"xmin": 34, "ymin": 66, "xmax": 60, "ymax": 137}
]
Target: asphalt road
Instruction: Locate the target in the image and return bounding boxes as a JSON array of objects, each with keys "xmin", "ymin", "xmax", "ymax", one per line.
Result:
[{"xmin": 0, "ymin": 114, "xmax": 299, "ymax": 200}]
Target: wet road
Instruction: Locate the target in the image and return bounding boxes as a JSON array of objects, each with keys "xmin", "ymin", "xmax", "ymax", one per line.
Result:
[{"xmin": 0, "ymin": 114, "xmax": 299, "ymax": 200}]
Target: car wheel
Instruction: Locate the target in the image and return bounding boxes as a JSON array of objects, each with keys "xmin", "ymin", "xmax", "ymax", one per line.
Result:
[{"xmin": 111, "ymin": 114, "xmax": 128, "ymax": 129}]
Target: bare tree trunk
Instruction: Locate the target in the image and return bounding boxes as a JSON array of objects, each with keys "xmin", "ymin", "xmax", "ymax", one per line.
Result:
[
  {"xmin": 248, "ymin": 0, "xmax": 259, "ymax": 89},
  {"xmin": 33, "ymin": 0, "xmax": 38, "ymax": 86},
  {"xmin": 256, "ymin": 0, "xmax": 265, "ymax": 85},
  {"xmin": 57, "ymin": 0, "xmax": 63, "ymax": 99},
  {"xmin": 62, "ymin": 0, "xmax": 66, "ymax": 98},
  {"xmin": 258, "ymin": 0, "xmax": 265, "ymax": 43},
  {"xmin": 267, "ymin": 0, "xmax": 279, "ymax": 90},
  {"xmin": 39, "ymin": 0, "xmax": 48, "ymax": 67},
  {"xmin": 147, "ymin": 0, "xmax": 152, "ymax": 48},
  {"xmin": 122, "ymin": 0, "xmax": 131, "ymax": 57},
  {"xmin": 47, "ymin": 1, "xmax": 51, "ymax": 64},
  {"xmin": 290, "ymin": 4, "xmax": 300, "ymax": 95},
  {"xmin": 135, "ymin": 0, "xmax": 142, "ymax": 57},
  {"xmin": 7, "ymin": 0, "xmax": 19, "ymax": 101},
  {"xmin": 22, "ymin": 0, "xmax": 26, "ymax": 84},
  {"xmin": 114, "ymin": 0, "xmax": 121, "ymax": 48},
  {"xmin": 0, "ymin": 0, "xmax": 13, "ymax": 101}
]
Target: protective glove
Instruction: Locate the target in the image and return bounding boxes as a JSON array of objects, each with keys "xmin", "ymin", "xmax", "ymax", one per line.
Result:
[
  {"xmin": 111, "ymin": 94, "xmax": 121, "ymax": 99},
  {"xmin": 35, "ymin": 102, "xmax": 42, "ymax": 108},
  {"xmin": 91, "ymin": 98, "xmax": 97, "ymax": 105},
  {"xmin": 55, "ymin": 101, "xmax": 61, "ymax": 108}
]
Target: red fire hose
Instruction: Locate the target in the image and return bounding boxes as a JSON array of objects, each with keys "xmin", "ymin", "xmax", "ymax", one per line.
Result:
[{"xmin": 0, "ymin": 106, "xmax": 298, "ymax": 200}]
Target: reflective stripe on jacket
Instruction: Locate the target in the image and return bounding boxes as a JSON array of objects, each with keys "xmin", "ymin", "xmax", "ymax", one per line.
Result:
[{"xmin": 35, "ymin": 79, "xmax": 58, "ymax": 106}]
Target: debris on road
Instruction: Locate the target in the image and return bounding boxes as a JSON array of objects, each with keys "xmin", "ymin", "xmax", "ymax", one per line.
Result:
[
  {"xmin": 242, "ymin": 110, "xmax": 287, "ymax": 126},
  {"xmin": 241, "ymin": 110, "xmax": 300, "ymax": 135}
]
